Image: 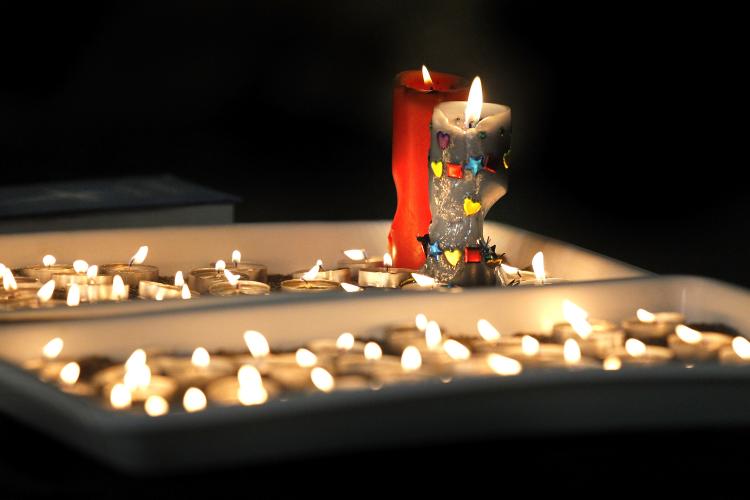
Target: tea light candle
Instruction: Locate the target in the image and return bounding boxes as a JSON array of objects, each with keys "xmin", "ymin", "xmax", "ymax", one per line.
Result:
[
  {"xmin": 57, "ymin": 361, "xmax": 97, "ymax": 397},
  {"xmin": 496, "ymin": 263, "xmax": 536, "ymax": 286},
  {"xmin": 307, "ymin": 332, "xmax": 366, "ymax": 356},
  {"xmin": 552, "ymin": 300, "xmax": 624, "ymax": 359},
  {"xmin": 17, "ymin": 254, "xmax": 72, "ymax": 283},
  {"xmin": 518, "ymin": 252, "xmax": 565, "ymax": 286},
  {"xmin": 280, "ymin": 279, "xmax": 340, "ymax": 293},
  {"xmin": 208, "ymin": 280, "xmax": 270, "ymax": 297},
  {"xmin": 53, "ymin": 262, "xmax": 113, "ymax": 290},
  {"xmin": 719, "ymin": 337, "xmax": 750, "ymax": 365},
  {"xmin": 338, "ymin": 249, "xmax": 384, "ymax": 281},
  {"xmin": 188, "ymin": 262, "xmax": 251, "ymax": 294},
  {"xmin": 138, "ymin": 280, "xmax": 197, "ymax": 300},
  {"xmin": 153, "ymin": 347, "xmax": 235, "ymax": 388},
  {"xmin": 22, "ymin": 337, "xmax": 66, "ymax": 374},
  {"xmin": 667, "ymin": 325, "xmax": 732, "ymax": 361},
  {"xmin": 80, "ymin": 275, "xmax": 129, "ymax": 303},
  {"xmin": 460, "ymin": 318, "xmax": 524, "ymax": 352},
  {"xmin": 212, "ymin": 250, "xmax": 268, "ymax": 283},
  {"xmin": 205, "ymin": 365, "xmax": 280, "ymax": 405},
  {"xmin": 622, "ymin": 308, "xmax": 684, "ymax": 343},
  {"xmin": 606, "ymin": 338, "xmax": 673, "ymax": 366},
  {"xmin": 384, "ymin": 313, "xmax": 430, "ymax": 351},
  {"xmin": 498, "ymin": 336, "xmax": 571, "ymax": 368},
  {"xmin": 100, "ymin": 245, "xmax": 159, "ymax": 289},
  {"xmin": 358, "ymin": 253, "xmax": 415, "ymax": 288}
]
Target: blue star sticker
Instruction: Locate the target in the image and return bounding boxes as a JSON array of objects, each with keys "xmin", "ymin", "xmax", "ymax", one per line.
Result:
[
  {"xmin": 428, "ymin": 242, "xmax": 442, "ymax": 261},
  {"xmin": 465, "ymin": 155, "xmax": 483, "ymax": 176}
]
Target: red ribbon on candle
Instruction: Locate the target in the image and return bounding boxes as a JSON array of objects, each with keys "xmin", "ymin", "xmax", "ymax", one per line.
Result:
[{"xmin": 388, "ymin": 69, "xmax": 469, "ymax": 269}]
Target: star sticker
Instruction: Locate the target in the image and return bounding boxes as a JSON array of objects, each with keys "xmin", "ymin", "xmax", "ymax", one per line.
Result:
[
  {"xmin": 428, "ymin": 242, "xmax": 442, "ymax": 261},
  {"xmin": 465, "ymin": 155, "xmax": 483, "ymax": 176}
]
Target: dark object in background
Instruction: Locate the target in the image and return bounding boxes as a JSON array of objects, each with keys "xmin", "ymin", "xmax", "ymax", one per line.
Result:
[{"xmin": 0, "ymin": 175, "xmax": 239, "ymax": 233}]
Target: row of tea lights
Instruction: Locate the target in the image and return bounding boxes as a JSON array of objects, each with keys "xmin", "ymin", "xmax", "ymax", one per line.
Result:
[
  {"xmin": 21, "ymin": 300, "xmax": 749, "ymax": 416},
  {"xmin": 1, "ymin": 244, "xmax": 557, "ymax": 311}
]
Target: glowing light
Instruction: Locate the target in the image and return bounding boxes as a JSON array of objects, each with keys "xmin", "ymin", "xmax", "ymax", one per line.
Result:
[
  {"xmin": 465, "ymin": 76, "xmax": 483, "ymax": 127},
  {"xmin": 223, "ymin": 269, "xmax": 240, "ymax": 286},
  {"xmin": 295, "ymin": 348, "xmax": 317, "ymax": 367},
  {"xmin": 238, "ymin": 364, "xmax": 263, "ymax": 387},
  {"xmin": 42, "ymin": 254, "xmax": 56, "ymax": 267},
  {"xmin": 562, "ymin": 300, "xmax": 593, "ymax": 339},
  {"xmin": 477, "ymin": 318, "xmax": 501, "ymax": 341},
  {"xmin": 732, "ymin": 337, "xmax": 750, "ymax": 360},
  {"xmin": 130, "ymin": 245, "xmax": 149, "ymax": 265},
  {"xmin": 500, "ymin": 263, "xmax": 520, "ymax": 274},
  {"xmin": 675, "ymin": 324, "xmax": 702, "ymax": 344},
  {"xmin": 302, "ymin": 259, "xmax": 323, "ymax": 280},
  {"xmin": 487, "ymin": 353, "xmax": 522, "ymax": 376},
  {"xmin": 340, "ymin": 282, "xmax": 363, "ymax": 292},
  {"xmin": 174, "ymin": 271, "xmax": 185, "ymax": 287},
  {"xmin": 2, "ymin": 268, "xmax": 17, "ymax": 291},
  {"xmin": 155, "ymin": 289, "xmax": 166, "ymax": 301},
  {"xmin": 636, "ymin": 308, "xmax": 656, "ymax": 323},
  {"xmin": 145, "ymin": 395, "xmax": 169, "ymax": 416},
  {"xmin": 36, "ymin": 280, "xmax": 56, "ymax": 303},
  {"xmin": 336, "ymin": 332, "xmax": 355, "ymax": 351},
  {"xmin": 311, "ymin": 367, "xmax": 335, "ymax": 393},
  {"xmin": 110, "ymin": 383, "xmax": 132, "ymax": 409},
  {"xmin": 603, "ymin": 356, "xmax": 622, "ymax": 370},
  {"xmin": 181, "ymin": 284, "xmax": 191, "ymax": 299},
  {"xmin": 422, "ymin": 64, "xmax": 433, "ymax": 87},
  {"xmin": 183, "ymin": 387, "xmax": 207, "ymax": 412},
  {"xmin": 215, "ymin": 260, "xmax": 226, "ymax": 272},
  {"xmin": 401, "ymin": 346, "xmax": 422, "ymax": 371},
  {"xmin": 124, "ymin": 363, "xmax": 151, "ymax": 391},
  {"xmin": 112, "ymin": 275, "xmax": 127, "ymax": 300},
  {"xmin": 238, "ymin": 383, "xmax": 268, "ymax": 405},
  {"xmin": 415, "ymin": 313, "xmax": 428, "ymax": 332},
  {"xmin": 86, "ymin": 265, "xmax": 98, "ymax": 279},
  {"xmin": 73, "ymin": 260, "xmax": 88, "ymax": 274},
  {"xmin": 411, "ymin": 273, "xmax": 436, "ymax": 287},
  {"xmin": 231, "ymin": 250, "xmax": 241, "ymax": 265},
  {"xmin": 59, "ymin": 362, "xmax": 80, "ymax": 385},
  {"xmin": 66, "ymin": 283, "xmax": 81, "ymax": 307},
  {"xmin": 531, "ymin": 251, "xmax": 546, "ymax": 281},
  {"xmin": 625, "ymin": 338, "xmax": 647, "ymax": 357},
  {"xmin": 42, "ymin": 337, "xmax": 64, "ymax": 359},
  {"xmin": 521, "ymin": 335, "xmax": 540, "ymax": 356},
  {"xmin": 343, "ymin": 249, "xmax": 366, "ymax": 261},
  {"xmin": 191, "ymin": 347, "xmax": 210, "ymax": 368},
  {"xmin": 243, "ymin": 331, "xmax": 270, "ymax": 358},
  {"xmin": 563, "ymin": 338, "xmax": 582, "ymax": 364},
  {"xmin": 126, "ymin": 349, "xmax": 147, "ymax": 369},
  {"xmin": 364, "ymin": 342, "xmax": 382, "ymax": 361},
  {"xmin": 425, "ymin": 320, "xmax": 442, "ymax": 350},
  {"xmin": 443, "ymin": 339, "xmax": 471, "ymax": 361},
  {"xmin": 383, "ymin": 253, "xmax": 393, "ymax": 268}
]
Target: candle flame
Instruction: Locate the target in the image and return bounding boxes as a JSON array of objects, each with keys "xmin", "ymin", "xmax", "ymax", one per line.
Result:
[
  {"xmin": 487, "ymin": 353, "xmax": 522, "ymax": 376},
  {"xmin": 66, "ymin": 283, "xmax": 81, "ymax": 307},
  {"xmin": 231, "ymin": 250, "xmax": 241, "ymax": 265},
  {"xmin": 401, "ymin": 346, "xmax": 422, "ymax": 371},
  {"xmin": 42, "ymin": 337, "xmax": 64, "ymax": 359},
  {"xmin": 124, "ymin": 363, "xmax": 151, "ymax": 391},
  {"xmin": 243, "ymin": 330, "xmax": 270, "ymax": 358},
  {"xmin": 343, "ymin": 249, "xmax": 367, "ymax": 261},
  {"xmin": 531, "ymin": 251, "xmax": 546, "ymax": 281},
  {"xmin": 183, "ymin": 387, "xmax": 207, "ymax": 413},
  {"xmin": 625, "ymin": 338, "xmax": 647, "ymax": 357},
  {"xmin": 42, "ymin": 254, "xmax": 56, "ymax": 267},
  {"xmin": 336, "ymin": 332, "xmax": 355, "ymax": 351},
  {"xmin": 59, "ymin": 361, "xmax": 80, "ymax": 385},
  {"xmin": 174, "ymin": 271, "xmax": 184, "ymax": 287},
  {"xmin": 36, "ymin": 280, "xmax": 56, "ymax": 303},
  {"xmin": 411, "ymin": 273, "xmax": 436, "ymax": 287},
  {"xmin": 425, "ymin": 320, "xmax": 442, "ymax": 350},
  {"xmin": 73, "ymin": 259, "xmax": 88, "ymax": 274},
  {"xmin": 295, "ymin": 348, "xmax": 318, "ymax": 367},
  {"xmin": 443, "ymin": 339, "xmax": 471, "ymax": 361},
  {"xmin": 465, "ymin": 76, "xmax": 483, "ymax": 127},
  {"xmin": 603, "ymin": 356, "xmax": 622, "ymax": 370},
  {"xmin": 191, "ymin": 347, "xmax": 210, "ymax": 368},
  {"xmin": 521, "ymin": 335, "xmax": 540, "ymax": 356},
  {"xmin": 311, "ymin": 367, "xmax": 335, "ymax": 393},
  {"xmin": 130, "ymin": 245, "xmax": 149, "ymax": 265},
  {"xmin": 126, "ymin": 349, "xmax": 147, "ymax": 369},
  {"xmin": 500, "ymin": 263, "xmax": 520, "ymax": 274},
  {"xmin": 145, "ymin": 395, "xmax": 169, "ymax": 416},
  {"xmin": 422, "ymin": 65, "xmax": 433, "ymax": 86},
  {"xmin": 238, "ymin": 364, "xmax": 263, "ymax": 387},
  {"xmin": 2, "ymin": 268, "xmax": 17, "ymax": 291},
  {"xmin": 86, "ymin": 264, "xmax": 98, "ymax": 279},
  {"xmin": 302, "ymin": 259, "xmax": 323, "ymax": 280},
  {"xmin": 563, "ymin": 338, "xmax": 582, "ymax": 364},
  {"xmin": 563, "ymin": 300, "xmax": 593, "ymax": 339},
  {"xmin": 215, "ymin": 260, "xmax": 226, "ymax": 272},
  {"xmin": 415, "ymin": 313, "xmax": 428, "ymax": 332},
  {"xmin": 364, "ymin": 342, "xmax": 383, "ymax": 361},
  {"xmin": 636, "ymin": 308, "xmax": 656, "ymax": 323},
  {"xmin": 223, "ymin": 269, "xmax": 240, "ymax": 286},
  {"xmin": 383, "ymin": 252, "xmax": 393, "ymax": 267},
  {"xmin": 110, "ymin": 383, "xmax": 132, "ymax": 409},
  {"xmin": 675, "ymin": 324, "xmax": 702, "ymax": 344},
  {"xmin": 181, "ymin": 284, "xmax": 191, "ymax": 299},
  {"xmin": 238, "ymin": 382, "xmax": 268, "ymax": 406},
  {"xmin": 112, "ymin": 275, "xmax": 127, "ymax": 300},
  {"xmin": 340, "ymin": 282, "xmax": 363, "ymax": 293},
  {"xmin": 477, "ymin": 318, "xmax": 501, "ymax": 341},
  {"xmin": 732, "ymin": 337, "xmax": 750, "ymax": 360}
]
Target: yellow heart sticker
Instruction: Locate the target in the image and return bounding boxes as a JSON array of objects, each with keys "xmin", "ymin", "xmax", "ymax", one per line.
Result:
[
  {"xmin": 463, "ymin": 198, "xmax": 482, "ymax": 216},
  {"xmin": 444, "ymin": 249, "xmax": 461, "ymax": 267},
  {"xmin": 430, "ymin": 161, "xmax": 443, "ymax": 178}
]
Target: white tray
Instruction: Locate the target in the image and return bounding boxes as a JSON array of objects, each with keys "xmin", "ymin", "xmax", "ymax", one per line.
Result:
[
  {"xmin": 0, "ymin": 220, "xmax": 647, "ymax": 322},
  {"xmin": 0, "ymin": 275, "xmax": 748, "ymax": 474}
]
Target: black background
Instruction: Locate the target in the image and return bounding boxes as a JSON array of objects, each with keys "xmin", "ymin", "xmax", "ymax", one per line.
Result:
[{"xmin": 1, "ymin": 2, "xmax": 748, "ymax": 495}]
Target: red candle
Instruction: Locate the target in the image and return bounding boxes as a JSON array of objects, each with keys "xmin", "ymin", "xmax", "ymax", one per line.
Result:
[{"xmin": 389, "ymin": 67, "xmax": 469, "ymax": 269}]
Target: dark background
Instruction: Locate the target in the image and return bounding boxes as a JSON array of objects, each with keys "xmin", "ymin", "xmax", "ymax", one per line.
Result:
[{"xmin": 0, "ymin": 1, "xmax": 747, "ymax": 495}]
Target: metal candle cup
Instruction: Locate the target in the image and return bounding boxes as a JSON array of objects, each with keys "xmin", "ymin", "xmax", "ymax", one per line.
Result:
[
  {"xmin": 0, "ymin": 289, "xmax": 40, "ymax": 310},
  {"xmin": 280, "ymin": 279, "xmax": 340, "ymax": 293},
  {"xmin": 358, "ymin": 266, "xmax": 415, "ymax": 288},
  {"xmin": 18, "ymin": 264, "xmax": 72, "ymax": 283},
  {"xmin": 79, "ymin": 283, "xmax": 130, "ymax": 303},
  {"xmin": 291, "ymin": 267, "xmax": 351, "ymax": 284},
  {"xmin": 138, "ymin": 281, "xmax": 198, "ymax": 300},
  {"xmin": 667, "ymin": 331, "xmax": 732, "ymax": 361},
  {"xmin": 208, "ymin": 280, "xmax": 270, "ymax": 296},
  {"xmin": 552, "ymin": 320, "xmax": 625, "ymax": 359},
  {"xmin": 205, "ymin": 376, "xmax": 280, "ymax": 405},
  {"xmin": 606, "ymin": 345, "xmax": 674, "ymax": 366},
  {"xmin": 337, "ymin": 257, "xmax": 384, "ymax": 281},
  {"xmin": 188, "ymin": 268, "xmax": 251, "ymax": 294},
  {"xmin": 622, "ymin": 312, "xmax": 684, "ymax": 343},
  {"xmin": 212, "ymin": 261, "xmax": 268, "ymax": 283},
  {"xmin": 53, "ymin": 271, "xmax": 113, "ymax": 290},
  {"xmin": 100, "ymin": 263, "xmax": 159, "ymax": 289}
]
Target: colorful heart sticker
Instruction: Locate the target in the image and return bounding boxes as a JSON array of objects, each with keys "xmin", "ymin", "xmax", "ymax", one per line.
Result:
[
  {"xmin": 430, "ymin": 161, "xmax": 443, "ymax": 177},
  {"xmin": 437, "ymin": 131, "xmax": 451, "ymax": 150},
  {"xmin": 463, "ymin": 198, "xmax": 482, "ymax": 216},
  {"xmin": 444, "ymin": 249, "xmax": 461, "ymax": 267}
]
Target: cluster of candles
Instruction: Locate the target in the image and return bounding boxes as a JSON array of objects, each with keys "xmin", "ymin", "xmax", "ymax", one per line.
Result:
[
  {"xmin": 21, "ymin": 300, "xmax": 748, "ymax": 416},
  {"xmin": 0, "ymin": 245, "xmax": 556, "ymax": 311}
]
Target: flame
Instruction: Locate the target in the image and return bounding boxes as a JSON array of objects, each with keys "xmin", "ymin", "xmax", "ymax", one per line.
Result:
[
  {"xmin": 231, "ymin": 250, "xmax": 241, "ymax": 265},
  {"xmin": 2, "ymin": 268, "xmax": 18, "ymax": 291},
  {"xmin": 155, "ymin": 289, "xmax": 166, "ymax": 301},
  {"xmin": 302, "ymin": 259, "xmax": 323, "ymax": 281},
  {"xmin": 112, "ymin": 275, "xmax": 127, "ymax": 300},
  {"xmin": 336, "ymin": 332, "xmax": 355, "ymax": 351},
  {"xmin": 191, "ymin": 347, "xmax": 210, "ymax": 368},
  {"xmin": 66, "ymin": 283, "xmax": 81, "ymax": 307},
  {"xmin": 174, "ymin": 271, "xmax": 184, "ymax": 287},
  {"xmin": 215, "ymin": 260, "xmax": 226, "ymax": 272},
  {"xmin": 181, "ymin": 284, "xmax": 191, "ymax": 299},
  {"xmin": 340, "ymin": 282, "xmax": 363, "ymax": 293},
  {"xmin": 42, "ymin": 254, "xmax": 56, "ymax": 267},
  {"xmin": 243, "ymin": 331, "xmax": 270, "ymax": 358},
  {"xmin": 415, "ymin": 313, "xmax": 428, "ymax": 332},
  {"xmin": 223, "ymin": 269, "xmax": 240, "ymax": 286},
  {"xmin": 732, "ymin": 337, "xmax": 750, "ymax": 360},
  {"xmin": 425, "ymin": 320, "xmax": 442, "ymax": 350},
  {"xmin": 521, "ymin": 335, "xmax": 540, "ymax": 356},
  {"xmin": 464, "ymin": 76, "xmax": 483, "ymax": 127},
  {"xmin": 311, "ymin": 367, "xmax": 335, "ymax": 393},
  {"xmin": 411, "ymin": 273, "xmax": 436, "ymax": 287},
  {"xmin": 59, "ymin": 362, "xmax": 80, "ymax": 385},
  {"xmin": 73, "ymin": 260, "xmax": 88, "ymax": 274},
  {"xmin": 86, "ymin": 265, "xmax": 98, "ymax": 279},
  {"xmin": 110, "ymin": 383, "xmax": 132, "ymax": 409},
  {"xmin": 625, "ymin": 338, "xmax": 647, "ymax": 357},
  {"xmin": 124, "ymin": 363, "xmax": 151, "ymax": 391},
  {"xmin": 36, "ymin": 280, "xmax": 56, "ymax": 303},
  {"xmin": 401, "ymin": 346, "xmax": 422, "ymax": 371},
  {"xmin": 183, "ymin": 387, "xmax": 207, "ymax": 413},
  {"xmin": 563, "ymin": 339, "xmax": 582, "ymax": 364},
  {"xmin": 145, "ymin": 395, "xmax": 169, "ymax": 416},
  {"xmin": 636, "ymin": 308, "xmax": 656, "ymax": 323},
  {"xmin": 42, "ymin": 337, "xmax": 64, "ymax": 359},
  {"xmin": 675, "ymin": 324, "xmax": 702, "ymax": 344},
  {"xmin": 603, "ymin": 356, "xmax": 622, "ymax": 370},
  {"xmin": 295, "ymin": 348, "xmax": 318, "ymax": 367},
  {"xmin": 130, "ymin": 245, "xmax": 149, "ymax": 265},
  {"xmin": 237, "ymin": 365, "xmax": 269, "ymax": 405},
  {"xmin": 383, "ymin": 252, "xmax": 393, "ymax": 267},
  {"xmin": 238, "ymin": 364, "xmax": 263, "ymax": 387},
  {"xmin": 126, "ymin": 349, "xmax": 147, "ymax": 369},
  {"xmin": 343, "ymin": 249, "xmax": 367, "ymax": 261},
  {"xmin": 487, "ymin": 354, "xmax": 522, "ymax": 376},
  {"xmin": 443, "ymin": 339, "xmax": 471, "ymax": 361},
  {"xmin": 364, "ymin": 342, "xmax": 383, "ymax": 361},
  {"xmin": 531, "ymin": 251, "xmax": 546, "ymax": 281},
  {"xmin": 500, "ymin": 263, "xmax": 520, "ymax": 274},
  {"xmin": 477, "ymin": 318, "xmax": 501, "ymax": 341},
  {"xmin": 562, "ymin": 300, "xmax": 593, "ymax": 339},
  {"xmin": 422, "ymin": 65, "xmax": 433, "ymax": 86}
]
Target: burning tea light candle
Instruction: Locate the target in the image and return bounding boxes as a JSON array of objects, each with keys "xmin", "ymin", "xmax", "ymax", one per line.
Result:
[
  {"xmin": 18, "ymin": 254, "xmax": 73, "ymax": 283},
  {"xmin": 208, "ymin": 270, "xmax": 270, "ymax": 296},
  {"xmin": 22, "ymin": 337, "xmax": 66, "ymax": 376},
  {"xmin": 668, "ymin": 324, "xmax": 732, "ymax": 361},
  {"xmin": 518, "ymin": 252, "xmax": 564, "ymax": 286},
  {"xmin": 206, "ymin": 365, "xmax": 279, "ymax": 406},
  {"xmin": 100, "ymin": 245, "xmax": 159, "ymax": 289},
  {"xmin": 465, "ymin": 318, "xmax": 524, "ymax": 352},
  {"xmin": 144, "ymin": 395, "xmax": 169, "ymax": 416},
  {"xmin": 212, "ymin": 250, "xmax": 268, "ymax": 283},
  {"xmin": 139, "ymin": 272, "xmax": 198, "ymax": 300},
  {"xmin": 553, "ymin": 300, "xmax": 624, "ymax": 359},
  {"xmin": 281, "ymin": 259, "xmax": 340, "ymax": 293},
  {"xmin": 622, "ymin": 308, "xmax": 684, "ymax": 343},
  {"xmin": 189, "ymin": 261, "xmax": 251, "ymax": 294},
  {"xmin": 183, "ymin": 387, "xmax": 208, "ymax": 412},
  {"xmin": 719, "ymin": 337, "xmax": 750, "ymax": 365},
  {"xmin": 358, "ymin": 253, "xmax": 415, "ymax": 288},
  {"xmin": 606, "ymin": 338, "xmax": 673, "ymax": 366},
  {"xmin": 291, "ymin": 259, "xmax": 351, "ymax": 283},
  {"xmin": 53, "ymin": 261, "xmax": 113, "ymax": 290},
  {"xmin": 57, "ymin": 361, "xmax": 95, "ymax": 397},
  {"xmin": 79, "ymin": 275, "xmax": 129, "ymax": 303},
  {"xmin": 338, "ymin": 249, "xmax": 384, "ymax": 281}
]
